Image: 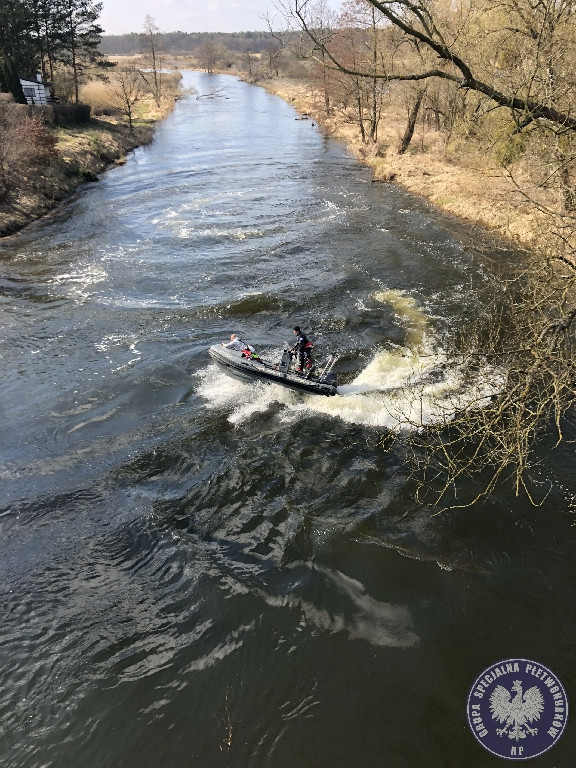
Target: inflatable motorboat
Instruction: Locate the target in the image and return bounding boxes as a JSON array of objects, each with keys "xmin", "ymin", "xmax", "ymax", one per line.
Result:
[{"xmin": 208, "ymin": 344, "xmax": 338, "ymax": 396}]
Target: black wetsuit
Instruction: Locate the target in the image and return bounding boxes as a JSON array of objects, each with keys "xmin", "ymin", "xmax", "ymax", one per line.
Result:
[{"xmin": 293, "ymin": 331, "xmax": 312, "ymax": 370}]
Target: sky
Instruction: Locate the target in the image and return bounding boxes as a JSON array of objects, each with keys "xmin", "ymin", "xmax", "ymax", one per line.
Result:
[{"xmin": 99, "ymin": 0, "xmax": 288, "ymax": 35}]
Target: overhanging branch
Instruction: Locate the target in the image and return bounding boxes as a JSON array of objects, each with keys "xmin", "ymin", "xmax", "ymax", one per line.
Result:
[{"xmin": 292, "ymin": 0, "xmax": 576, "ymax": 131}]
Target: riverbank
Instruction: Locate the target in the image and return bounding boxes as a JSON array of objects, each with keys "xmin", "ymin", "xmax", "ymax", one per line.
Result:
[
  {"xmin": 0, "ymin": 117, "xmax": 155, "ymax": 238},
  {"xmin": 260, "ymin": 78, "xmax": 549, "ymax": 252},
  {"xmin": 0, "ymin": 74, "xmax": 183, "ymax": 240}
]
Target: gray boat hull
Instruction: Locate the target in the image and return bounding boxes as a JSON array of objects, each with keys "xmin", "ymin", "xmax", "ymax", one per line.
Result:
[{"xmin": 208, "ymin": 345, "xmax": 338, "ymax": 397}]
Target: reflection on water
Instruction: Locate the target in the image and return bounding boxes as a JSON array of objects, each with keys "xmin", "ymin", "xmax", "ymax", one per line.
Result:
[{"xmin": 1, "ymin": 71, "xmax": 575, "ymax": 768}]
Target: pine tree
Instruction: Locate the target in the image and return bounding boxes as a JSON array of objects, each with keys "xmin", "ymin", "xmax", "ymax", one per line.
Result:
[
  {"xmin": 28, "ymin": 0, "xmax": 65, "ymax": 83},
  {"xmin": 58, "ymin": 0, "xmax": 111, "ymax": 104},
  {"xmin": 0, "ymin": 0, "xmax": 35, "ymax": 102}
]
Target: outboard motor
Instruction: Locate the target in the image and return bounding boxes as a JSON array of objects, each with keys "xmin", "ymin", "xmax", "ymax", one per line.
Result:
[
  {"xmin": 278, "ymin": 347, "xmax": 291, "ymax": 374},
  {"xmin": 321, "ymin": 371, "xmax": 338, "ymax": 386}
]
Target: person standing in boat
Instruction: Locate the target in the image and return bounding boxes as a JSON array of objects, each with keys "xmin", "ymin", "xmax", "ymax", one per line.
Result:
[{"xmin": 291, "ymin": 326, "xmax": 313, "ymax": 372}]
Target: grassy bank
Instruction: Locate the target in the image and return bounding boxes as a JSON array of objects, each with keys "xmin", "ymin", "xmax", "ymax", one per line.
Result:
[{"xmin": 261, "ymin": 78, "xmax": 547, "ymax": 251}]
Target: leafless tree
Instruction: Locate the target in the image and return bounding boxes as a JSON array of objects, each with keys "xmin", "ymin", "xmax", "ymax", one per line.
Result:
[
  {"xmin": 106, "ymin": 66, "xmax": 146, "ymax": 131},
  {"xmin": 141, "ymin": 15, "xmax": 164, "ymax": 107},
  {"xmin": 278, "ymin": 0, "xmax": 576, "ymax": 505},
  {"xmin": 334, "ymin": 0, "xmax": 389, "ymax": 140},
  {"xmin": 282, "ymin": 0, "xmax": 576, "ymax": 131},
  {"xmin": 403, "ymin": 249, "xmax": 576, "ymax": 508},
  {"xmin": 196, "ymin": 38, "xmax": 219, "ymax": 74}
]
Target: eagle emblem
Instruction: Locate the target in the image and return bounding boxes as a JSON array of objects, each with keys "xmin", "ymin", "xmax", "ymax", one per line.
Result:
[{"xmin": 490, "ymin": 680, "xmax": 544, "ymax": 741}]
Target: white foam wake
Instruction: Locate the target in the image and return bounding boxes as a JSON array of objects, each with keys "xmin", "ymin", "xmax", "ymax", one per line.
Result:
[{"xmin": 197, "ymin": 289, "xmax": 503, "ymax": 431}]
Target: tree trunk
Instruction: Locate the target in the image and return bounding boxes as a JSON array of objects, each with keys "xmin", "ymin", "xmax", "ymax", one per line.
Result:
[
  {"xmin": 68, "ymin": 17, "xmax": 79, "ymax": 105},
  {"xmin": 398, "ymin": 89, "xmax": 425, "ymax": 155},
  {"xmin": 355, "ymin": 84, "xmax": 366, "ymax": 143},
  {"xmin": 369, "ymin": 75, "xmax": 378, "ymax": 142},
  {"xmin": 320, "ymin": 50, "xmax": 330, "ymax": 116}
]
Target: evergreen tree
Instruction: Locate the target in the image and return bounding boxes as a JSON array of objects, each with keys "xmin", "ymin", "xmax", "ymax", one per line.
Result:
[
  {"xmin": 28, "ymin": 0, "xmax": 66, "ymax": 83},
  {"xmin": 58, "ymin": 0, "xmax": 112, "ymax": 103},
  {"xmin": 0, "ymin": 0, "xmax": 35, "ymax": 102}
]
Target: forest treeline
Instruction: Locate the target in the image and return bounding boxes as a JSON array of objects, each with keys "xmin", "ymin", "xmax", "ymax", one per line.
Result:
[{"xmin": 100, "ymin": 31, "xmax": 279, "ymax": 56}]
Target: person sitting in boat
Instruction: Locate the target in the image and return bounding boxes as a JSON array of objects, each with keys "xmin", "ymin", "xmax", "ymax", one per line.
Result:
[
  {"xmin": 222, "ymin": 333, "xmax": 245, "ymax": 351},
  {"xmin": 291, "ymin": 326, "xmax": 313, "ymax": 372},
  {"xmin": 222, "ymin": 334, "xmax": 261, "ymax": 361}
]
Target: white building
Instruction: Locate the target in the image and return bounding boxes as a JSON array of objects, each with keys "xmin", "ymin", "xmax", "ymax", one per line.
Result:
[{"xmin": 19, "ymin": 74, "xmax": 52, "ymax": 105}]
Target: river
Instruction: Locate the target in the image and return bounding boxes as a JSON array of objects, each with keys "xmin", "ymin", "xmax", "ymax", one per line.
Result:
[{"xmin": 1, "ymin": 71, "xmax": 574, "ymax": 767}]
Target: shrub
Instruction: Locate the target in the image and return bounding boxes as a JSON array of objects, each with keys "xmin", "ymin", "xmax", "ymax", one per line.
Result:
[
  {"xmin": 52, "ymin": 103, "xmax": 91, "ymax": 125},
  {"xmin": 0, "ymin": 94, "xmax": 58, "ymax": 200}
]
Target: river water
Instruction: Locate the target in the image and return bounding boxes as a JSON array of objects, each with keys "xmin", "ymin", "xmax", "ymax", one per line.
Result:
[{"xmin": 1, "ymin": 71, "xmax": 575, "ymax": 767}]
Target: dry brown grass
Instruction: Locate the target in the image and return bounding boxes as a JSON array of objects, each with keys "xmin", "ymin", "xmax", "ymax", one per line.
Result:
[
  {"xmin": 79, "ymin": 69, "xmax": 183, "ymax": 123},
  {"xmin": 79, "ymin": 80, "xmax": 111, "ymax": 112}
]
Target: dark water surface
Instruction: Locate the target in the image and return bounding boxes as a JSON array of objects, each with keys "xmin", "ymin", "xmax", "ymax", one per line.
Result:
[{"xmin": 1, "ymin": 72, "xmax": 575, "ymax": 767}]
